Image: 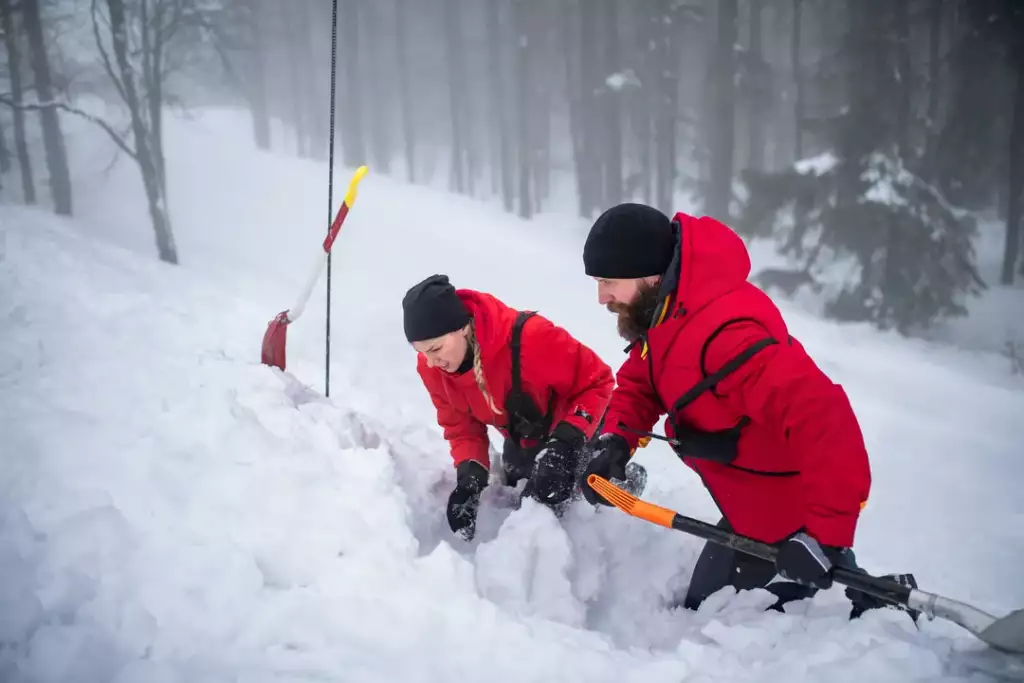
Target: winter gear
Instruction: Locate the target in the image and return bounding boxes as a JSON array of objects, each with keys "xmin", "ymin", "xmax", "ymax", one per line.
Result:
[
  {"xmin": 598, "ymin": 210, "xmax": 871, "ymax": 548},
  {"xmin": 262, "ymin": 166, "xmax": 368, "ymax": 373},
  {"xmin": 416, "ymin": 289, "xmax": 614, "ymax": 472},
  {"xmin": 530, "ymin": 422, "xmax": 587, "ymax": 505},
  {"xmin": 446, "ymin": 459, "xmax": 489, "ymax": 540},
  {"xmin": 581, "ymin": 433, "xmax": 632, "ymax": 506},
  {"xmin": 599, "ymin": 475, "xmax": 1020, "ymax": 653},
  {"xmin": 403, "ymin": 274, "xmax": 471, "ymax": 343},
  {"xmin": 583, "ymin": 203, "xmax": 677, "ymax": 279},
  {"xmin": 775, "ymin": 531, "xmax": 841, "ymax": 589},
  {"xmin": 846, "ymin": 572, "xmax": 921, "ymax": 622},
  {"xmin": 681, "ymin": 517, "xmax": 817, "ymax": 612},
  {"xmin": 501, "ymin": 437, "xmax": 538, "ymax": 487}
]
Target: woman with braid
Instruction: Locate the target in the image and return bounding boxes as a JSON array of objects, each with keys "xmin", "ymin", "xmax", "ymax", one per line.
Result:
[{"xmin": 402, "ymin": 274, "xmax": 616, "ymax": 540}]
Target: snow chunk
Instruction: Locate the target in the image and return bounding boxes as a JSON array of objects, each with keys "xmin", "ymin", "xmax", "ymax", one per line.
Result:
[{"xmin": 475, "ymin": 498, "xmax": 586, "ymax": 628}]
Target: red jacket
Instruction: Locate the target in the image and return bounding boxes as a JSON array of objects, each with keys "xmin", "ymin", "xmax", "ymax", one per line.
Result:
[
  {"xmin": 418, "ymin": 289, "xmax": 614, "ymax": 470},
  {"xmin": 604, "ymin": 212, "xmax": 871, "ymax": 548}
]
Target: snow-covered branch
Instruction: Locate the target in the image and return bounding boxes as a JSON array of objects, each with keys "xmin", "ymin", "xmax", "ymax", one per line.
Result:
[{"xmin": 0, "ymin": 94, "xmax": 138, "ymax": 161}]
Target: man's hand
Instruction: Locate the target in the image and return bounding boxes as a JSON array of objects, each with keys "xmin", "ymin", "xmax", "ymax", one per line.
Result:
[
  {"xmin": 775, "ymin": 531, "xmax": 845, "ymax": 589},
  {"xmin": 581, "ymin": 433, "xmax": 632, "ymax": 506}
]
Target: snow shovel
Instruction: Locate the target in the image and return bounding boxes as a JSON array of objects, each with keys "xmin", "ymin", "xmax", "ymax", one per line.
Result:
[
  {"xmin": 261, "ymin": 165, "xmax": 369, "ymax": 371},
  {"xmin": 587, "ymin": 474, "xmax": 1024, "ymax": 655}
]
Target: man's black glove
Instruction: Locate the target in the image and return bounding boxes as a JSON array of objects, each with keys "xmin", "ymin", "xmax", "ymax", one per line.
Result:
[
  {"xmin": 531, "ymin": 423, "xmax": 586, "ymax": 506},
  {"xmin": 774, "ymin": 531, "xmax": 846, "ymax": 589},
  {"xmin": 446, "ymin": 460, "xmax": 489, "ymax": 540},
  {"xmin": 581, "ymin": 433, "xmax": 632, "ymax": 506}
]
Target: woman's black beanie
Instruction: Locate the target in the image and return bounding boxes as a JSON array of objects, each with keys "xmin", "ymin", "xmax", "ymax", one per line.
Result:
[{"xmin": 402, "ymin": 274, "xmax": 471, "ymax": 343}]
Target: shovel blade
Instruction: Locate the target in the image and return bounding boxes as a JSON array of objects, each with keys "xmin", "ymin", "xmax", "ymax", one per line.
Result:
[
  {"xmin": 979, "ymin": 608, "xmax": 1024, "ymax": 655},
  {"xmin": 261, "ymin": 311, "xmax": 290, "ymax": 370}
]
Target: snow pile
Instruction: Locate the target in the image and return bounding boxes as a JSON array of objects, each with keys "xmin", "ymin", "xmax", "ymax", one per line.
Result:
[{"xmin": 1, "ymin": 106, "xmax": 1023, "ymax": 682}]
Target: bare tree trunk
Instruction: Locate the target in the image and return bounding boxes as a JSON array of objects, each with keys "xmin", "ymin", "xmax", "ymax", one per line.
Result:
[
  {"xmin": 282, "ymin": 0, "xmax": 308, "ymax": 157},
  {"xmin": 747, "ymin": 0, "xmax": 765, "ymax": 171},
  {"xmin": 926, "ymin": 0, "xmax": 943, "ymax": 136},
  {"xmin": 561, "ymin": 0, "xmax": 587, "ymax": 215},
  {"xmin": 578, "ymin": 3, "xmax": 601, "ymax": 217},
  {"xmin": 601, "ymin": 0, "xmax": 623, "ymax": 207},
  {"xmin": 653, "ymin": 2, "xmax": 679, "ymax": 216},
  {"xmin": 633, "ymin": 8, "xmax": 654, "ymax": 206},
  {"xmin": 363, "ymin": 2, "xmax": 390, "ymax": 174},
  {"xmin": 514, "ymin": 0, "xmax": 532, "ymax": 218},
  {"xmin": 247, "ymin": 0, "xmax": 271, "ymax": 150},
  {"xmin": 106, "ymin": 0, "xmax": 177, "ymax": 264},
  {"xmin": 442, "ymin": 0, "xmax": 467, "ymax": 195},
  {"xmin": 0, "ymin": 116, "xmax": 9, "ymax": 176},
  {"xmin": 395, "ymin": 0, "xmax": 416, "ymax": 182},
  {"xmin": 707, "ymin": 0, "xmax": 737, "ymax": 220},
  {"xmin": 1002, "ymin": 60, "xmax": 1023, "ymax": 284},
  {"xmin": 488, "ymin": 0, "xmax": 514, "ymax": 210},
  {"xmin": 0, "ymin": 0, "xmax": 36, "ymax": 203},
  {"xmin": 142, "ymin": 0, "xmax": 167, "ymax": 202},
  {"xmin": 21, "ymin": 0, "xmax": 72, "ymax": 215},
  {"xmin": 299, "ymin": 0, "xmax": 324, "ymax": 159},
  {"xmin": 339, "ymin": 0, "xmax": 366, "ymax": 168},
  {"xmin": 893, "ymin": 0, "xmax": 911, "ymax": 159},
  {"xmin": 531, "ymin": 3, "xmax": 551, "ymax": 211},
  {"xmin": 791, "ymin": 0, "xmax": 803, "ymax": 161}
]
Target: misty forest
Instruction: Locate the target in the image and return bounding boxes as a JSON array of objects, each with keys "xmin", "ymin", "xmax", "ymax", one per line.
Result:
[{"xmin": 1, "ymin": 0, "xmax": 1022, "ymax": 341}]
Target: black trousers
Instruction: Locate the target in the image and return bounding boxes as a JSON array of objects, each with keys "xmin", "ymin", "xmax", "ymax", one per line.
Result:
[{"xmin": 681, "ymin": 517, "xmax": 864, "ymax": 611}]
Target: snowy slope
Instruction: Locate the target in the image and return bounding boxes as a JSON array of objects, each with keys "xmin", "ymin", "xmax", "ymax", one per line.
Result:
[{"xmin": 2, "ymin": 106, "xmax": 1023, "ymax": 682}]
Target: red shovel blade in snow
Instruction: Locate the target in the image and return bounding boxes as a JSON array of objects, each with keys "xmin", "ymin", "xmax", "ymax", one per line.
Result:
[
  {"xmin": 259, "ymin": 166, "xmax": 369, "ymax": 373},
  {"xmin": 261, "ymin": 311, "xmax": 290, "ymax": 370}
]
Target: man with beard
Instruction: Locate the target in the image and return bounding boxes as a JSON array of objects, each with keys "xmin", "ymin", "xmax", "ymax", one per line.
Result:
[{"xmin": 578, "ymin": 203, "xmax": 914, "ymax": 617}]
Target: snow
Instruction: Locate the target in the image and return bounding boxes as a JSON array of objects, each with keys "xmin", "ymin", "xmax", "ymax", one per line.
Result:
[
  {"xmin": 2, "ymin": 106, "xmax": 1024, "ymax": 682},
  {"xmin": 794, "ymin": 151, "xmax": 839, "ymax": 176}
]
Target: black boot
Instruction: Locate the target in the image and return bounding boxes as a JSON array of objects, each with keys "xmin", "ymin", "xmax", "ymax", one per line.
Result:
[{"xmin": 846, "ymin": 572, "xmax": 921, "ymax": 623}]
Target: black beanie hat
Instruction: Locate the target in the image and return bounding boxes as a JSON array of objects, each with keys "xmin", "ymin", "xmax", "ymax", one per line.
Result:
[
  {"xmin": 583, "ymin": 203, "xmax": 676, "ymax": 279},
  {"xmin": 402, "ymin": 274, "xmax": 471, "ymax": 343}
]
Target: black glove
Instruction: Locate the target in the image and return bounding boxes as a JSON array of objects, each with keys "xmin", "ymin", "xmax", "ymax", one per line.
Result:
[
  {"xmin": 774, "ymin": 531, "xmax": 845, "ymax": 589},
  {"xmin": 501, "ymin": 438, "xmax": 535, "ymax": 487},
  {"xmin": 581, "ymin": 433, "xmax": 631, "ymax": 506},
  {"xmin": 530, "ymin": 423, "xmax": 586, "ymax": 506},
  {"xmin": 446, "ymin": 460, "xmax": 489, "ymax": 540}
]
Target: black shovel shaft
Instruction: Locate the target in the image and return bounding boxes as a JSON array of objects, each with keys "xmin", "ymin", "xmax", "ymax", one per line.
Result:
[{"xmin": 669, "ymin": 513, "xmax": 914, "ymax": 608}]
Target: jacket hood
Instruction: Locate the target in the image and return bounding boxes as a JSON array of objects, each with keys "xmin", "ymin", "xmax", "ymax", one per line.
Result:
[
  {"xmin": 456, "ymin": 289, "xmax": 519, "ymax": 353},
  {"xmin": 669, "ymin": 212, "xmax": 752, "ymax": 316}
]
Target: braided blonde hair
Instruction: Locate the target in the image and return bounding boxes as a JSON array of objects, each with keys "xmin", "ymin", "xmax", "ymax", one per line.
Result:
[{"xmin": 466, "ymin": 320, "xmax": 503, "ymax": 415}]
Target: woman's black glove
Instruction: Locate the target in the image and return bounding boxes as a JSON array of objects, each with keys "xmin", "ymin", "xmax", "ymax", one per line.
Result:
[
  {"xmin": 581, "ymin": 433, "xmax": 632, "ymax": 506},
  {"xmin": 447, "ymin": 460, "xmax": 489, "ymax": 540},
  {"xmin": 530, "ymin": 423, "xmax": 586, "ymax": 506}
]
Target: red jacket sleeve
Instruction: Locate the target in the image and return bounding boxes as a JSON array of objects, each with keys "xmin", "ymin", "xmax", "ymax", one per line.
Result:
[
  {"xmin": 520, "ymin": 316, "xmax": 614, "ymax": 439},
  {"xmin": 705, "ymin": 321, "xmax": 871, "ymax": 548},
  {"xmin": 416, "ymin": 355, "xmax": 490, "ymax": 469},
  {"xmin": 602, "ymin": 345, "xmax": 665, "ymax": 452}
]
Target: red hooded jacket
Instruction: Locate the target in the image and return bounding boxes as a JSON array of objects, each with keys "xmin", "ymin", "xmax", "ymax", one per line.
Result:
[
  {"xmin": 418, "ymin": 289, "xmax": 614, "ymax": 470},
  {"xmin": 603, "ymin": 212, "xmax": 871, "ymax": 548}
]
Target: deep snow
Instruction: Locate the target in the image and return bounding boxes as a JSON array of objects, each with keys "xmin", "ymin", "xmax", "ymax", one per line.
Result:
[{"xmin": 1, "ymin": 106, "xmax": 1023, "ymax": 682}]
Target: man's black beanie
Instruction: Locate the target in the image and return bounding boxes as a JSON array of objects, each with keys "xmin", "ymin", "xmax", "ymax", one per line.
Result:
[
  {"xmin": 402, "ymin": 274, "xmax": 471, "ymax": 343},
  {"xmin": 583, "ymin": 203, "xmax": 676, "ymax": 279}
]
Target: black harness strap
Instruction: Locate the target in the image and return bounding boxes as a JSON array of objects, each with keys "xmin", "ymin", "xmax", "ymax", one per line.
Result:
[
  {"xmin": 506, "ymin": 311, "xmax": 555, "ymax": 446},
  {"xmin": 509, "ymin": 310, "xmax": 535, "ymax": 401},
  {"xmin": 673, "ymin": 336, "xmax": 779, "ymax": 413}
]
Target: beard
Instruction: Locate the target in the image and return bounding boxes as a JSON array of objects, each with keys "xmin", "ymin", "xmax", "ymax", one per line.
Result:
[{"xmin": 607, "ymin": 281, "xmax": 662, "ymax": 343}]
